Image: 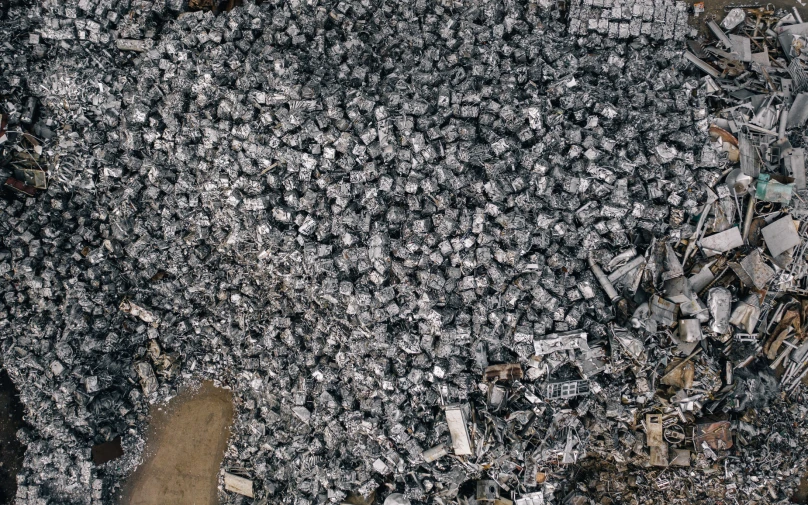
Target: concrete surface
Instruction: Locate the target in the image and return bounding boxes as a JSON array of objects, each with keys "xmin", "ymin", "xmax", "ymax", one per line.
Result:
[{"xmin": 119, "ymin": 381, "xmax": 234, "ymax": 505}]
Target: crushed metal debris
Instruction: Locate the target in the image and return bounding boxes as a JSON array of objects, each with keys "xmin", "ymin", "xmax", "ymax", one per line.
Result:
[{"xmin": 1, "ymin": 0, "xmax": 808, "ymax": 504}]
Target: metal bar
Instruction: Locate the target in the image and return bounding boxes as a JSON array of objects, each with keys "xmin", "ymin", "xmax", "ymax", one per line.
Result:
[{"xmin": 684, "ymin": 51, "xmax": 720, "ymax": 77}]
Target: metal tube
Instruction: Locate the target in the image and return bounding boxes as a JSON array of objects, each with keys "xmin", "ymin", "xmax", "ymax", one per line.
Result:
[
  {"xmin": 782, "ymin": 362, "xmax": 798, "ymax": 384},
  {"xmin": 779, "ymin": 107, "xmax": 789, "ymax": 138},
  {"xmin": 707, "ymin": 20, "xmax": 732, "ymax": 48},
  {"xmin": 684, "ymin": 51, "xmax": 720, "ymax": 78},
  {"xmin": 742, "ymin": 195, "xmax": 756, "ymax": 242},
  {"xmin": 607, "ymin": 255, "xmax": 646, "ymax": 283},
  {"xmin": 589, "ymin": 254, "xmax": 621, "ymax": 303},
  {"xmin": 770, "ymin": 346, "xmax": 792, "ymax": 370},
  {"xmin": 683, "ymin": 201, "xmax": 713, "ymax": 265},
  {"xmin": 787, "ymin": 363, "xmax": 808, "ymax": 392}
]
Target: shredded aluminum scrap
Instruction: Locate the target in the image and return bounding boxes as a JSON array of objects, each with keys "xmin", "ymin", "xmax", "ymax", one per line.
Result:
[{"xmin": 1, "ymin": 1, "xmax": 808, "ymax": 505}]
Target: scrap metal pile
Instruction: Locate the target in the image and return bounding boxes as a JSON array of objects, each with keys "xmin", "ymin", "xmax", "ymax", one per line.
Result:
[{"xmin": 1, "ymin": 0, "xmax": 808, "ymax": 504}]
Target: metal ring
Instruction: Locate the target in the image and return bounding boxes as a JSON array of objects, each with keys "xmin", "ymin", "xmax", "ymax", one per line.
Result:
[{"xmin": 664, "ymin": 424, "xmax": 686, "ymax": 444}]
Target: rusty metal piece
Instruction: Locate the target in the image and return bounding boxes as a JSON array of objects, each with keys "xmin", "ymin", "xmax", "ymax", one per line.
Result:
[
  {"xmin": 661, "ymin": 359, "xmax": 696, "ymax": 389},
  {"xmin": 3, "ymin": 177, "xmax": 37, "ymax": 196},
  {"xmin": 646, "ymin": 414, "xmax": 665, "ymax": 447},
  {"xmin": 694, "ymin": 420, "xmax": 733, "ymax": 451},
  {"xmin": 649, "ymin": 444, "xmax": 668, "ymax": 466},
  {"xmin": 660, "ymin": 348, "xmax": 701, "ymax": 389},
  {"xmin": 709, "ymin": 125, "xmax": 739, "ymax": 146},
  {"xmin": 752, "ymin": 9, "xmax": 763, "ymax": 38},
  {"xmin": 715, "ymin": 58, "xmax": 745, "ymax": 77},
  {"xmin": 763, "ymin": 309, "xmax": 800, "ymax": 359},
  {"xmin": 188, "ymin": 0, "xmax": 215, "ymax": 9},
  {"xmin": 484, "ymin": 363, "xmax": 524, "ymax": 381}
]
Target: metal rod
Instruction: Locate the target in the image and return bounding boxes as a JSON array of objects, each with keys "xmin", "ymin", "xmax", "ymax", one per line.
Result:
[
  {"xmin": 684, "ymin": 201, "xmax": 714, "ymax": 265},
  {"xmin": 779, "ymin": 107, "xmax": 789, "ymax": 138},
  {"xmin": 607, "ymin": 255, "xmax": 646, "ymax": 284},
  {"xmin": 589, "ymin": 254, "xmax": 621, "ymax": 303},
  {"xmin": 742, "ymin": 195, "xmax": 756, "ymax": 242}
]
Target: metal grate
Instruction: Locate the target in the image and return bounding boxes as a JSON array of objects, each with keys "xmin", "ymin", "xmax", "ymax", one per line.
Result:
[
  {"xmin": 789, "ymin": 59, "xmax": 808, "ymax": 92},
  {"xmin": 546, "ymin": 380, "xmax": 590, "ymax": 399}
]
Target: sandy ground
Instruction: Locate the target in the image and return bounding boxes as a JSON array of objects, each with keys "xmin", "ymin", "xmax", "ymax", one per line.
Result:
[
  {"xmin": 118, "ymin": 381, "xmax": 234, "ymax": 505},
  {"xmin": 797, "ymin": 478, "xmax": 808, "ymax": 503},
  {"xmin": 0, "ymin": 369, "xmax": 26, "ymax": 504}
]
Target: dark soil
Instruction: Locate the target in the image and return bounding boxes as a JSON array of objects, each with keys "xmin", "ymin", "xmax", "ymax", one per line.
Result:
[{"xmin": 0, "ymin": 368, "xmax": 26, "ymax": 504}]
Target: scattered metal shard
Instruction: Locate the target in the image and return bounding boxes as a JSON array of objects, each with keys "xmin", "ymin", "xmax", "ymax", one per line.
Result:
[{"xmin": 445, "ymin": 405, "xmax": 473, "ymax": 456}]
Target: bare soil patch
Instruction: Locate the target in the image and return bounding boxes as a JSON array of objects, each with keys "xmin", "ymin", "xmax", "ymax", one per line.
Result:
[{"xmin": 119, "ymin": 381, "xmax": 234, "ymax": 505}]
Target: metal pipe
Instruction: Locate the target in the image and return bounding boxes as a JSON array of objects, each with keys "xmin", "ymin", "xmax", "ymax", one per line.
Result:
[
  {"xmin": 684, "ymin": 51, "xmax": 720, "ymax": 78},
  {"xmin": 683, "ymin": 201, "xmax": 714, "ymax": 265},
  {"xmin": 769, "ymin": 343, "xmax": 793, "ymax": 370},
  {"xmin": 589, "ymin": 254, "xmax": 621, "ymax": 303},
  {"xmin": 707, "ymin": 20, "xmax": 733, "ymax": 48},
  {"xmin": 779, "ymin": 107, "xmax": 789, "ymax": 138},
  {"xmin": 607, "ymin": 255, "xmax": 646, "ymax": 283},
  {"xmin": 787, "ymin": 363, "xmax": 808, "ymax": 392},
  {"xmin": 742, "ymin": 195, "xmax": 756, "ymax": 242}
]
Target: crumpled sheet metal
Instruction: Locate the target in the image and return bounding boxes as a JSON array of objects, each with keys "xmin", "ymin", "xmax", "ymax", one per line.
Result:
[
  {"xmin": 707, "ymin": 287, "xmax": 732, "ymax": 335},
  {"xmin": 728, "ymin": 250, "xmax": 775, "ymax": 290},
  {"xmin": 1, "ymin": 1, "xmax": 808, "ymax": 505},
  {"xmin": 694, "ymin": 421, "xmax": 733, "ymax": 451},
  {"xmin": 761, "ymin": 215, "xmax": 801, "ymax": 258}
]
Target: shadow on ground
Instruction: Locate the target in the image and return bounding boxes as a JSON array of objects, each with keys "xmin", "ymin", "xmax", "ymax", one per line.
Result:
[{"xmin": 0, "ymin": 368, "xmax": 26, "ymax": 504}]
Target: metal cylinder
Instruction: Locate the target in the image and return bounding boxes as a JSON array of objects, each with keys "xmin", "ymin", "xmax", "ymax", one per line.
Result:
[
  {"xmin": 779, "ymin": 107, "xmax": 789, "ymax": 138},
  {"xmin": 742, "ymin": 195, "xmax": 755, "ymax": 242},
  {"xmin": 589, "ymin": 254, "xmax": 621, "ymax": 303},
  {"xmin": 607, "ymin": 254, "xmax": 646, "ymax": 283}
]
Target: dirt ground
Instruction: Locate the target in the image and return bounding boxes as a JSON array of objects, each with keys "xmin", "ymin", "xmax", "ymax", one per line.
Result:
[
  {"xmin": 118, "ymin": 381, "xmax": 234, "ymax": 505},
  {"xmin": 0, "ymin": 369, "xmax": 26, "ymax": 504},
  {"xmin": 797, "ymin": 480, "xmax": 808, "ymax": 504}
]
